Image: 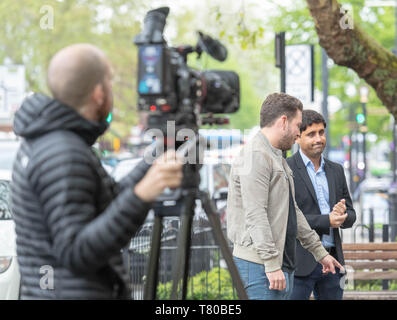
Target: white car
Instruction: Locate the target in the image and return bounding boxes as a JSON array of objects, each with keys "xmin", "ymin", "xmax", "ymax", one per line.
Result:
[
  {"xmin": 0, "ymin": 140, "xmax": 20, "ymax": 171},
  {"xmin": 0, "ymin": 170, "xmax": 20, "ymax": 299},
  {"xmin": 356, "ymin": 178, "xmax": 391, "ymax": 225},
  {"xmin": 111, "ymin": 156, "xmax": 231, "ymax": 224},
  {"xmin": 111, "ymin": 158, "xmax": 143, "ymax": 183}
]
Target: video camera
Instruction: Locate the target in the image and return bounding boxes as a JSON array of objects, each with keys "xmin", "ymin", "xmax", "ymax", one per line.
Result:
[
  {"xmin": 133, "ymin": 7, "xmax": 240, "ymax": 134},
  {"xmin": 133, "ymin": 9, "xmax": 248, "ymax": 301},
  {"xmin": 133, "ymin": 6, "xmax": 240, "ymax": 208}
]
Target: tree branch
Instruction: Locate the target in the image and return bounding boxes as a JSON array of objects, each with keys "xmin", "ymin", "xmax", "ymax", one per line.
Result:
[{"xmin": 306, "ymin": 0, "xmax": 397, "ymax": 118}]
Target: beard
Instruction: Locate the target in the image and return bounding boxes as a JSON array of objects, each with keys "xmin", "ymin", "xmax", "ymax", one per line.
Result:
[
  {"xmin": 98, "ymin": 87, "xmax": 113, "ymax": 123},
  {"xmin": 278, "ymin": 129, "xmax": 296, "ymax": 151}
]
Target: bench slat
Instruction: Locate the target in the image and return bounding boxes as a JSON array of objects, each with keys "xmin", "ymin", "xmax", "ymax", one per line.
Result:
[
  {"xmin": 343, "ymin": 291, "xmax": 397, "ymax": 300},
  {"xmin": 344, "ymin": 252, "xmax": 397, "ymax": 260},
  {"xmin": 343, "ymin": 243, "xmax": 397, "ymax": 251},
  {"xmin": 345, "ymin": 261, "xmax": 397, "ymax": 270},
  {"xmin": 351, "ymin": 271, "xmax": 397, "ymax": 280}
]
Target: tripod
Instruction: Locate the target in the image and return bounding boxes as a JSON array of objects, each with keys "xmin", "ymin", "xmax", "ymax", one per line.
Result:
[{"xmin": 142, "ymin": 139, "xmax": 248, "ymax": 300}]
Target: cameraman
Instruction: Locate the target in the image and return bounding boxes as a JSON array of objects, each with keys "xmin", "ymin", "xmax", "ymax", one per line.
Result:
[{"xmin": 11, "ymin": 44, "xmax": 183, "ymax": 299}]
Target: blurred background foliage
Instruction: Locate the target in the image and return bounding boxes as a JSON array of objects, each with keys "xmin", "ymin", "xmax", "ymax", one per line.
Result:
[{"xmin": 0, "ymin": 0, "xmax": 395, "ymax": 146}]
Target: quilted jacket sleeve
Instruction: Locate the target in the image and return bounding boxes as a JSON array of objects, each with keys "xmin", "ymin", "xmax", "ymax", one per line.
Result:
[{"xmin": 29, "ymin": 136, "xmax": 151, "ymax": 275}]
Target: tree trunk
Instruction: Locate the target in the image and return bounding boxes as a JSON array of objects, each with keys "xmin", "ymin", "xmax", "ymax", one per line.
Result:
[{"xmin": 306, "ymin": 0, "xmax": 397, "ymax": 118}]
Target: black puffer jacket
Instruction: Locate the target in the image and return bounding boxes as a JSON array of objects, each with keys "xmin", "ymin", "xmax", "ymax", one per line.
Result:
[{"xmin": 11, "ymin": 93, "xmax": 151, "ymax": 299}]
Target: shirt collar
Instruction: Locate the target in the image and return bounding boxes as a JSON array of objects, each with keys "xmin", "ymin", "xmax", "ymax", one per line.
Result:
[{"xmin": 299, "ymin": 149, "xmax": 325, "ymax": 170}]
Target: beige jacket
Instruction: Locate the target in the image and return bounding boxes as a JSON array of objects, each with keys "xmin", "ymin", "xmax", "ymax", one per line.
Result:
[{"xmin": 226, "ymin": 131, "xmax": 328, "ymax": 273}]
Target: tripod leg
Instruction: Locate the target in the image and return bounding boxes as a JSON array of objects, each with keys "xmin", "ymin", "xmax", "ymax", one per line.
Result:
[
  {"xmin": 144, "ymin": 214, "xmax": 163, "ymax": 300},
  {"xmin": 170, "ymin": 191, "xmax": 196, "ymax": 300},
  {"xmin": 199, "ymin": 191, "xmax": 248, "ymax": 300}
]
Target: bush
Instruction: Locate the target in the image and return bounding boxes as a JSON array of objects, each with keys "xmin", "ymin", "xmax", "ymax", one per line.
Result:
[
  {"xmin": 157, "ymin": 267, "xmax": 237, "ymax": 300},
  {"xmin": 345, "ymin": 280, "xmax": 397, "ymax": 291}
]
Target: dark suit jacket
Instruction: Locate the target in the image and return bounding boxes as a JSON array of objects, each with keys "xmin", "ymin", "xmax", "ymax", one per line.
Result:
[{"xmin": 286, "ymin": 151, "xmax": 356, "ymax": 277}]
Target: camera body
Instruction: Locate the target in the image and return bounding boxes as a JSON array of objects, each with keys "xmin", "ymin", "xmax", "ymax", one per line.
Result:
[
  {"xmin": 134, "ymin": 7, "xmax": 240, "ymax": 134},
  {"xmin": 134, "ymin": 7, "xmax": 240, "ymax": 211}
]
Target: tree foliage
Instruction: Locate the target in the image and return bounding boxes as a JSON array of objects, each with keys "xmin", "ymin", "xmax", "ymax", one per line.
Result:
[
  {"xmin": 258, "ymin": 0, "xmax": 395, "ymax": 145},
  {"xmin": 2, "ymin": 0, "xmax": 396, "ymax": 146},
  {"xmin": 307, "ymin": 0, "xmax": 397, "ymax": 119},
  {"xmin": 0, "ymin": 0, "xmax": 275, "ymax": 140},
  {"xmin": 0, "ymin": 0, "xmax": 148, "ymax": 140}
]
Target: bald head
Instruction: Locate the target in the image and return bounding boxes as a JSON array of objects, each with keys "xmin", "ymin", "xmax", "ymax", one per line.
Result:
[{"xmin": 47, "ymin": 44, "xmax": 111, "ymax": 109}]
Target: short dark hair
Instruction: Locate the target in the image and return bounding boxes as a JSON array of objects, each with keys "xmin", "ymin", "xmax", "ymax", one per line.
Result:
[
  {"xmin": 300, "ymin": 109, "xmax": 327, "ymax": 133},
  {"xmin": 260, "ymin": 93, "xmax": 303, "ymax": 128}
]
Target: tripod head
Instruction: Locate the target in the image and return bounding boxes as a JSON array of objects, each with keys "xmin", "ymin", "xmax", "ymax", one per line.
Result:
[{"xmin": 144, "ymin": 133, "xmax": 207, "ymax": 217}]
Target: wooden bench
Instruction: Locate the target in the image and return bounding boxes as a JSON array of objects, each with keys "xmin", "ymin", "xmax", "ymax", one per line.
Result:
[{"xmin": 342, "ymin": 243, "xmax": 397, "ymax": 300}]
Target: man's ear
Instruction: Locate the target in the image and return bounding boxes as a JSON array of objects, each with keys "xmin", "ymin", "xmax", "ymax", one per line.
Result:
[
  {"xmin": 296, "ymin": 134, "xmax": 302, "ymax": 144},
  {"xmin": 92, "ymin": 83, "xmax": 104, "ymax": 106},
  {"xmin": 280, "ymin": 115, "xmax": 288, "ymax": 131}
]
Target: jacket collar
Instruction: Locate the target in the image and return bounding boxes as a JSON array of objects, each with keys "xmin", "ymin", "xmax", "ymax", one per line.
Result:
[
  {"xmin": 257, "ymin": 131, "xmax": 283, "ymax": 158},
  {"xmin": 14, "ymin": 93, "xmax": 109, "ymax": 146},
  {"xmin": 294, "ymin": 151, "xmax": 319, "ymax": 206}
]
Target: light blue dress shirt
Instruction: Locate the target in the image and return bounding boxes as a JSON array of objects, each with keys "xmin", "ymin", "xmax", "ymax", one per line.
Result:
[{"xmin": 299, "ymin": 149, "xmax": 335, "ymax": 248}]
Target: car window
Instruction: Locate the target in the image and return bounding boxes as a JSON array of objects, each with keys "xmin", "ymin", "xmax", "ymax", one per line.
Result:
[
  {"xmin": 0, "ymin": 180, "xmax": 12, "ymax": 220},
  {"xmin": 213, "ymin": 163, "xmax": 231, "ymax": 193}
]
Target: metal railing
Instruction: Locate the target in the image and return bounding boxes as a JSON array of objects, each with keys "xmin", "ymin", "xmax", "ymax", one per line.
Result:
[
  {"xmin": 128, "ymin": 216, "xmax": 237, "ymax": 300},
  {"xmin": 353, "ymin": 208, "xmax": 397, "ymax": 243},
  {"xmin": 350, "ymin": 207, "xmax": 397, "ymax": 290}
]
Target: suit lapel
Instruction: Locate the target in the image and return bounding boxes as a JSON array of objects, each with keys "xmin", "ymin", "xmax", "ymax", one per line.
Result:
[
  {"xmin": 295, "ymin": 153, "xmax": 319, "ymax": 207},
  {"xmin": 324, "ymin": 160, "xmax": 336, "ymax": 208}
]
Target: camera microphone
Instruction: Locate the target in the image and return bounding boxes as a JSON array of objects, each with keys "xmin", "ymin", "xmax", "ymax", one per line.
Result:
[{"xmin": 197, "ymin": 31, "xmax": 227, "ymax": 62}]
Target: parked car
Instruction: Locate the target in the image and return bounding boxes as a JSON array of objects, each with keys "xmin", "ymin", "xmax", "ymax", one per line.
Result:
[
  {"xmin": 111, "ymin": 157, "xmax": 143, "ymax": 183},
  {"xmin": 110, "ymin": 156, "xmax": 231, "ymax": 221},
  {"xmin": 111, "ymin": 156, "xmax": 232, "ymax": 285},
  {"xmin": 198, "ymin": 156, "xmax": 231, "ymax": 223},
  {"xmin": 0, "ymin": 170, "xmax": 20, "ymax": 299},
  {"xmin": 0, "ymin": 140, "xmax": 20, "ymax": 171},
  {"xmin": 199, "ymin": 129, "xmax": 243, "ymax": 151},
  {"xmin": 355, "ymin": 178, "xmax": 391, "ymax": 225}
]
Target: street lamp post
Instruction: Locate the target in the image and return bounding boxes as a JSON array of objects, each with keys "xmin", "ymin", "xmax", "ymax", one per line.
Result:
[
  {"xmin": 348, "ymin": 103, "xmax": 357, "ymax": 194},
  {"xmin": 322, "ymin": 48, "xmax": 330, "ymax": 159},
  {"xmin": 359, "ymin": 86, "xmax": 369, "ymax": 181},
  {"xmin": 275, "ymin": 31, "xmax": 286, "ymax": 158}
]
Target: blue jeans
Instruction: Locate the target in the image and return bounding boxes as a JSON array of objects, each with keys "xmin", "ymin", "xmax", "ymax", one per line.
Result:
[
  {"xmin": 233, "ymin": 256, "xmax": 295, "ymax": 300},
  {"xmin": 290, "ymin": 263, "xmax": 343, "ymax": 300}
]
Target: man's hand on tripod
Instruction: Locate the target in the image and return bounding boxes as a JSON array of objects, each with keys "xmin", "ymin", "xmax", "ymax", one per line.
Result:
[{"xmin": 134, "ymin": 150, "xmax": 183, "ymax": 202}]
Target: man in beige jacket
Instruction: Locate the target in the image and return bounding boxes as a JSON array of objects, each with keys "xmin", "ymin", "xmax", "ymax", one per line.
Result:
[{"xmin": 227, "ymin": 93, "xmax": 344, "ymax": 300}]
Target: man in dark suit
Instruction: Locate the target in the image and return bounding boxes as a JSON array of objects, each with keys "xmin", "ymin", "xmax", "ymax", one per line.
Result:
[{"xmin": 287, "ymin": 110, "xmax": 356, "ymax": 300}]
